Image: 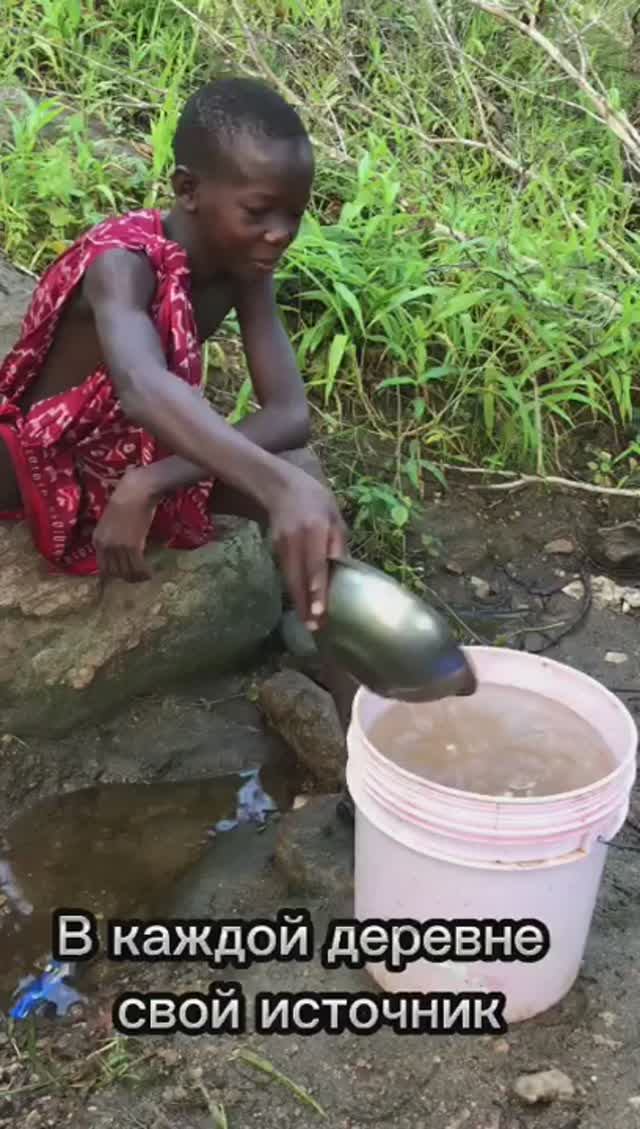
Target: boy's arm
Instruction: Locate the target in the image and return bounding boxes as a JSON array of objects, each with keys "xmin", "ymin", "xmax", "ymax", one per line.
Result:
[
  {"xmin": 231, "ymin": 273, "xmax": 311, "ymax": 452},
  {"xmin": 120, "ymin": 273, "xmax": 311, "ymax": 486},
  {"xmin": 105, "ymin": 273, "xmax": 310, "ymax": 501},
  {"xmin": 84, "ymin": 250, "xmax": 345, "ymax": 621}
]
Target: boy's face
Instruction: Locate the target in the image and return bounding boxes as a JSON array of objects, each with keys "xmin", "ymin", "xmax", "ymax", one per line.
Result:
[{"xmin": 175, "ymin": 132, "xmax": 314, "ymax": 279}]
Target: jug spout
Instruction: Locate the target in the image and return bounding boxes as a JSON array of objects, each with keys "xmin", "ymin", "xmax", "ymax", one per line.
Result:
[{"xmin": 385, "ymin": 650, "xmax": 478, "ymax": 704}]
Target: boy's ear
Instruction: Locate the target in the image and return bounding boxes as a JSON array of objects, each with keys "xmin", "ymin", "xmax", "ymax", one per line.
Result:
[{"xmin": 171, "ymin": 165, "xmax": 199, "ymax": 212}]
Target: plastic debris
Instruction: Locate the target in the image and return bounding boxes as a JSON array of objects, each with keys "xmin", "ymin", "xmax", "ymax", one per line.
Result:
[
  {"xmin": 9, "ymin": 959, "xmax": 86, "ymax": 1020},
  {"xmin": 214, "ymin": 769, "xmax": 278, "ymax": 834}
]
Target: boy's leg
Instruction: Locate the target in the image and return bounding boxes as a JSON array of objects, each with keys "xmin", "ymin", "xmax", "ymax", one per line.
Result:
[{"xmin": 210, "ymin": 446, "xmax": 357, "ymax": 820}]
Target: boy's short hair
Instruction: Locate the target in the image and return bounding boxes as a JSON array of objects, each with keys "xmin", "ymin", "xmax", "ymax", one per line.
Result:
[{"xmin": 173, "ymin": 76, "xmax": 309, "ymax": 175}]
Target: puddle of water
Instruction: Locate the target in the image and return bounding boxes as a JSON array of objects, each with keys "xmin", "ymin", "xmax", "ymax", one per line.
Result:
[{"xmin": 0, "ymin": 759, "xmax": 295, "ymax": 1013}]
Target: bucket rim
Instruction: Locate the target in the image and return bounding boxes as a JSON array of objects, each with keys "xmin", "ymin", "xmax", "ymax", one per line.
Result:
[
  {"xmin": 361, "ymin": 766, "xmax": 631, "ymax": 840},
  {"xmin": 350, "ymin": 645, "xmax": 638, "ymax": 806}
]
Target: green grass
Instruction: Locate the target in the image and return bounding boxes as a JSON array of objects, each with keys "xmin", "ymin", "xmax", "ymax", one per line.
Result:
[{"xmin": 0, "ymin": 0, "xmax": 639, "ymax": 569}]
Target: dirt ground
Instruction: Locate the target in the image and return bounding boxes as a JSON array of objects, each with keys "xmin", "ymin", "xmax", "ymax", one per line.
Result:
[{"xmin": 1, "ymin": 482, "xmax": 640, "ymax": 1129}]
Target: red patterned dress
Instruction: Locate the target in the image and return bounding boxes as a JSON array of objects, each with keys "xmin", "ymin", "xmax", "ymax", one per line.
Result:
[{"xmin": 0, "ymin": 210, "xmax": 216, "ymax": 575}]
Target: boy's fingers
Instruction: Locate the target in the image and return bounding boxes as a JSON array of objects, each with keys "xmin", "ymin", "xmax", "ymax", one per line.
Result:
[
  {"xmin": 305, "ymin": 524, "xmax": 330, "ymax": 628},
  {"xmin": 114, "ymin": 547, "xmax": 131, "ymax": 582},
  {"xmin": 129, "ymin": 545, "xmax": 150, "ymax": 582},
  {"xmin": 280, "ymin": 533, "xmax": 308, "ymax": 626},
  {"xmin": 328, "ymin": 520, "xmax": 347, "ymax": 560}
]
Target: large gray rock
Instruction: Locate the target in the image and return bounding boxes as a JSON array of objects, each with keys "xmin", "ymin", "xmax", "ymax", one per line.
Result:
[
  {"xmin": 0, "ymin": 519, "xmax": 282, "ymax": 737},
  {"xmin": 0, "ymin": 255, "xmax": 34, "ymax": 361},
  {"xmin": 0, "ymin": 85, "xmax": 145, "ymax": 167}
]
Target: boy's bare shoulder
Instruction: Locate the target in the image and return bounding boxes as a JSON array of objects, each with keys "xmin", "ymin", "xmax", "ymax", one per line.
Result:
[{"xmin": 81, "ymin": 249, "xmax": 156, "ymax": 312}]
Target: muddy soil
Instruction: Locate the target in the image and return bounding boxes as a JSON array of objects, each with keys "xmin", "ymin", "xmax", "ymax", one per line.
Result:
[{"xmin": 1, "ymin": 483, "xmax": 640, "ymax": 1129}]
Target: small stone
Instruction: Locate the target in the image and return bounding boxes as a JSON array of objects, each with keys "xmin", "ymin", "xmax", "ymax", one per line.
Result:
[
  {"xmin": 563, "ymin": 580, "xmax": 584, "ymax": 600},
  {"xmin": 593, "ymin": 1033, "xmax": 622, "ymax": 1050},
  {"xmin": 445, "ymin": 560, "xmax": 465, "ymax": 576},
  {"xmin": 514, "ymin": 1068, "xmax": 574, "ymax": 1105},
  {"xmin": 621, "ymin": 587, "xmax": 640, "ymax": 609},
  {"xmin": 493, "ymin": 1038, "xmax": 510, "ymax": 1054},
  {"xmin": 158, "ymin": 1047, "xmax": 180, "ymax": 1067},
  {"xmin": 629, "ymin": 1096, "xmax": 640, "ymax": 1109},
  {"xmin": 605, "ymin": 651, "xmax": 628, "ymax": 664},
  {"xmin": 600, "ymin": 1011, "xmax": 616, "ymax": 1027},
  {"xmin": 592, "ymin": 575, "xmax": 622, "ymax": 609},
  {"xmin": 544, "ymin": 538, "xmax": 575, "ymax": 555},
  {"xmin": 470, "ymin": 576, "xmax": 491, "ymax": 600},
  {"xmin": 292, "ymin": 795, "xmax": 309, "ymax": 811},
  {"xmin": 162, "ymin": 1086, "xmax": 187, "ymax": 1102},
  {"xmin": 525, "ymin": 633, "xmax": 546, "ymax": 654},
  {"xmin": 257, "ymin": 670, "xmax": 346, "ymax": 791}
]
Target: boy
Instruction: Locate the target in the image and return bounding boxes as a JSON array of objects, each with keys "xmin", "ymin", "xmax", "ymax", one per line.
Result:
[
  {"xmin": 0, "ymin": 77, "xmax": 358, "ymax": 812},
  {"xmin": 0, "ymin": 77, "xmax": 347, "ymax": 638}
]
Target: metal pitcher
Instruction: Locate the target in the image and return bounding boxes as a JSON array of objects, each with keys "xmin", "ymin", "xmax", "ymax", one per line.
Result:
[{"xmin": 317, "ymin": 556, "xmax": 477, "ymax": 703}]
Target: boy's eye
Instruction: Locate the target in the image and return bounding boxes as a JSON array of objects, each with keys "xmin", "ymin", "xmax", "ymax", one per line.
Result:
[{"xmin": 245, "ymin": 206, "xmax": 268, "ymax": 220}]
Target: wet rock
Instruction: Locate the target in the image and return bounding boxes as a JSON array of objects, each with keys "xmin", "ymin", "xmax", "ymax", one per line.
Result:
[
  {"xmin": 274, "ymin": 794, "xmax": 353, "ymax": 898},
  {"xmin": 514, "ymin": 1068, "xmax": 574, "ymax": 1105},
  {"xmin": 257, "ymin": 670, "xmax": 346, "ymax": 791},
  {"xmin": 544, "ymin": 537, "xmax": 575, "ymax": 555},
  {"xmin": 0, "ymin": 519, "xmax": 281, "ymax": 737},
  {"xmin": 605, "ymin": 651, "xmax": 628, "ymax": 665}
]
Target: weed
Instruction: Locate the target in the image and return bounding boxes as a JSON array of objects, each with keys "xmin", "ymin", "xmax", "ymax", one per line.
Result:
[{"xmin": 232, "ymin": 1047, "xmax": 327, "ymax": 1118}]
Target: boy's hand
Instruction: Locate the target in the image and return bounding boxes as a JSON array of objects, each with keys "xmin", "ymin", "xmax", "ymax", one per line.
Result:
[
  {"xmin": 93, "ymin": 470, "xmax": 156, "ymax": 582},
  {"xmin": 267, "ymin": 469, "xmax": 347, "ymax": 630}
]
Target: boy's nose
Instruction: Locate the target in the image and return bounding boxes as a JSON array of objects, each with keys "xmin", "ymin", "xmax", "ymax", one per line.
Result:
[{"xmin": 264, "ymin": 226, "xmax": 293, "ymax": 248}]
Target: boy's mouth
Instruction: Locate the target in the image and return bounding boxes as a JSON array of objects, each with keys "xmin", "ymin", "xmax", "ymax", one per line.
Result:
[{"xmin": 250, "ymin": 258, "xmax": 279, "ymax": 273}]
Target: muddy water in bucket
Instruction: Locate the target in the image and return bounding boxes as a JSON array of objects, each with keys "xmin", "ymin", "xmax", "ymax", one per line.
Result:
[
  {"xmin": 369, "ymin": 684, "xmax": 617, "ymax": 798},
  {"xmin": 347, "ymin": 647, "xmax": 638, "ymax": 1023}
]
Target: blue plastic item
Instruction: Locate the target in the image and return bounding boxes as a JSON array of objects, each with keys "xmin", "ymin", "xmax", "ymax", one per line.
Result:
[
  {"xmin": 9, "ymin": 959, "xmax": 85, "ymax": 1020},
  {"xmin": 214, "ymin": 769, "xmax": 278, "ymax": 834}
]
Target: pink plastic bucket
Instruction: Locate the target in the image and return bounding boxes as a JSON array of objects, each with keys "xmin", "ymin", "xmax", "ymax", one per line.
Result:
[{"xmin": 346, "ymin": 646, "xmax": 638, "ymax": 1023}]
